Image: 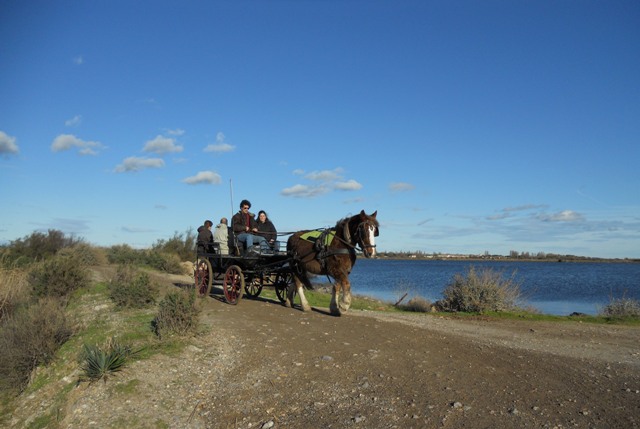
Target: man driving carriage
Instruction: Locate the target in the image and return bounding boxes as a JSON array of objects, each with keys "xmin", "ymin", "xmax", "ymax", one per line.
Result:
[{"xmin": 231, "ymin": 199, "xmax": 269, "ymax": 254}]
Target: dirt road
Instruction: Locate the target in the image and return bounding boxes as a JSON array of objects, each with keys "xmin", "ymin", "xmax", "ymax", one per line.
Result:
[
  {"xmin": 193, "ymin": 289, "xmax": 640, "ymax": 428},
  {"xmin": 21, "ymin": 276, "xmax": 638, "ymax": 429}
]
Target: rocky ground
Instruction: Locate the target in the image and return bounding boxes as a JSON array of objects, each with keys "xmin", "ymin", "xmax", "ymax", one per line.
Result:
[{"xmin": 5, "ymin": 272, "xmax": 640, "ymax": 429}]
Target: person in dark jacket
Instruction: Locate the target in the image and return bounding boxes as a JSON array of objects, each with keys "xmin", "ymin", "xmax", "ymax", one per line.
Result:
[
  {"xmin": 256, "ymin": 210, "xmax": 279, "ymax": 251},
  {"xmin": 231, "ymin": 199, "xmax": 268, "ymax": 253},
  {"xmin": 197, "ymin": 220, "xmax": 214, "ymax": 253}
]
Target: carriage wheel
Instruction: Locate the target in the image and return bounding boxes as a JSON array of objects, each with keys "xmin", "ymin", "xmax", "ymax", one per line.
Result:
[
  {"xmin": 245, "ymin": 274, "xmax": 263, "ymax": 299},
  {"xmin": 223, "ymin": 265, "xmax": 245, "ymax": 305},
  {"xmin": 274, "ymin": 272, "xmax": 294, "ymax": 303},
  {"xmin": 194, "ymin": 257, "xmax": 213, "ymax": 297}
]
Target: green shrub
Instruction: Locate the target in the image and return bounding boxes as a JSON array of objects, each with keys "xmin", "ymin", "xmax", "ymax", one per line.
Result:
[
  {"xmin": 0, "ymin": 297, "xmax": 73, "ymax": 393},
  {"xmin": 107, "ymin": 245, "xmax": 184, "ymax": 274},
  {"xmin": 28, "ymin": 254, "xmax": 90, "ymax": 299},
  {"xmin": 79, "ymin": 337, "xmax": 137, "ymax": 384},
  {"xmin": 144, "ymin": 250, "xmax": 184, "ymax": 274},
  {"xmin": 107, "ymin": 244, "xmax": 145, "ymax": 265},
  {"xmin": 152, "ymin": 290, "xmax": 200, "ymax": 339},
  {"xmin": 600, "ymin": 298, "xmax": 640, "ymax": 319},
  {"xmin": 439, "ymin": 266, "xmax": 522, "ymax": 314},
  {"xmin": 152, "ymin": 229, "xmax": 197, "ymax": 262},
  {"xmin": 1, "ymin": 229, "xmax": 82, "ymax": 267},
  {"xmin": 108, "ymin": 265, "xmax": 157, "ymax": 309},
  {"xmin": 57, "ymin": 243, "xmax": 108, "ymax": 267}
]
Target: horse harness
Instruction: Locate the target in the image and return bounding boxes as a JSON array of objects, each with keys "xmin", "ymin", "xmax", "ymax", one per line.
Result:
[{"xmin": 291, "ymin": 218, "xmax": 377, "ymax": 271}]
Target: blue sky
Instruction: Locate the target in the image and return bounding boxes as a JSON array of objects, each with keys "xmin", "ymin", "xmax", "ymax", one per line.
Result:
[{"xmin": 1, "ymin": 1, "xmax": 639, "ymax": 258}]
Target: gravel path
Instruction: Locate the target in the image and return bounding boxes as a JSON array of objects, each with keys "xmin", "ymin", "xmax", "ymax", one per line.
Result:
[{"xmin": 7, "ymin": 277, "xmax": 640, "ymax": 429}]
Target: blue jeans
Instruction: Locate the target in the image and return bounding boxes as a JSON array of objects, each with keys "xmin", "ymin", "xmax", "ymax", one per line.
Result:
[{"xmin": 237, "ymin": 233, "xmax": 268, "ymax": 251}]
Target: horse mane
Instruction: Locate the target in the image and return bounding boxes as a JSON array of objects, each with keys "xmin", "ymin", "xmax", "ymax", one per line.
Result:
[
  {"xmin": 334, "ymin": 212, "xmax": 379, "ymax": 229},
  {"xmin": 334, "ymin": 212, "xmax": 379, "ymax": 240}
]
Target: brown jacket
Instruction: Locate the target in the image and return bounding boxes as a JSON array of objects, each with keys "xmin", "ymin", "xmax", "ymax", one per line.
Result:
[{"xmin": 231, "ymin": 210, "xmax": 257, "ymax": 235}]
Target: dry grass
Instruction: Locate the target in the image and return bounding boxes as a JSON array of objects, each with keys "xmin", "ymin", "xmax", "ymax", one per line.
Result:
[
  {"xmin": 0, "ymin": 268, "xmax": 30, "ymax": 322},
  {"xmin": 0, "ymin": 297, "xmax": 73, "ymax": 393}
]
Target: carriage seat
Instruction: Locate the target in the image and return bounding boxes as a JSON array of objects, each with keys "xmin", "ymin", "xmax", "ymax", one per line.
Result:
[{"xmin": 196, "ymin": 240, "xmax": 221, "ymax": 255}]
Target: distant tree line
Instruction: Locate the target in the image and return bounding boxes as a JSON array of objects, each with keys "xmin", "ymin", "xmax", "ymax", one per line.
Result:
[{"xmin": 377, "ymin": 250, "xmax": 637, "ymax": 263}]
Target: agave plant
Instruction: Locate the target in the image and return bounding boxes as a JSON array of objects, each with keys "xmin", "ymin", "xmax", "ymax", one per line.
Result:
[{"xmin": 80, "ymin": 338, "xmax": 134, "ymax": 383}]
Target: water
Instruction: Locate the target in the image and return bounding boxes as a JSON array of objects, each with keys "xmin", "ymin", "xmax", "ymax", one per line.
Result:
[{"xmin": 343, "ymin": 259, "xmax": 640, "ymax": 315}]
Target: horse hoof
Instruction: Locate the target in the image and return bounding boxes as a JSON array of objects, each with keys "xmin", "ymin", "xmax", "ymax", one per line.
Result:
[
  {"xmin": 330, "ymin": 309, "xmax": 342, "ymax": 317},
  {"xmin": 285, "ymin": 300, "xmax": 292, "ymax": 308},
  {"xmin": 302, "ymin": 305, "xmax": 312, "ymax": 312}
]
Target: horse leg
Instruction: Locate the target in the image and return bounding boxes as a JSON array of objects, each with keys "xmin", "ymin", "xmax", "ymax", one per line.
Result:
[
  {"xmin": 339, "ymin": 277, "xmax": 352, "ymax": 312},
  {"xmin": 330, "ymin": 273, "xmax": 351, "ymax": 314},
  {"xmin": 288, "ymin": 273, "xmax": 312, "ymax": 312},
  {"xmin": 297, "ymin": 273, "xmax": 312, "ymax": 312},
  {"xmin": 285, "ymin": 276, "xmax": 299, "ymax": 308},
  {"xmin": 297, "ymin": 285, "xmax": 312, "ymax": 312},
  {"xmin": 330, "ymin": 281, "xmax": 342, "ymax": 316}
]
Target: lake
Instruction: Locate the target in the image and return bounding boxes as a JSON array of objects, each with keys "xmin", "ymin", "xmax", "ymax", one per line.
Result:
[{"xmin": 340, "ymin": 259, "xmax": 640, "ymax": 315}]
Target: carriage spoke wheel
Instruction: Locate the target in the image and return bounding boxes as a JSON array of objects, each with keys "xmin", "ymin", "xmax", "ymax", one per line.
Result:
[
  {"xmin": 245, "ymin": 274, "xmax": 263, "ymax": 299},
  {"xmin": 194, "ymin": 257, "xmax": 213, "ymax": 298},
  {"xmin": 223, "ymin": 265, "xmax": 244, "ymax": 305},
  {"xmin": 274, "ymin": 272, "xmax": 294, "ymax": 303}
]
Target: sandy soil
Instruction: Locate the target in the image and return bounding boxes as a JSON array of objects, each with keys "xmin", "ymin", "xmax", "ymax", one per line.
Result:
[{"xmin": 6, "ymin": 272, "xmax": 640, "ymax": 429}]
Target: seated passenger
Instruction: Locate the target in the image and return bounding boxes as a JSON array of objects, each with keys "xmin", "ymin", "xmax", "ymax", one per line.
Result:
[
  {"xmin": 231, "ymin": 199, "xmax": 268, "ymax": 254},
  {"xmin": 256, "ymin": 210, "xmax": 279, "ymax": 252},
  {"xmin": 196, "ymin": 220, "xmax": 214, "ymax": 253},
  {"xmin": 213, "ymin": 217, "xmax": 229, "ymax": 255}
]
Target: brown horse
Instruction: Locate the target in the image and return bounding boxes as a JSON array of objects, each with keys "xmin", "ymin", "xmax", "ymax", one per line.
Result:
[{"xmin": 286, "ymin": 210, "xmax": 378, "ymax": 316}]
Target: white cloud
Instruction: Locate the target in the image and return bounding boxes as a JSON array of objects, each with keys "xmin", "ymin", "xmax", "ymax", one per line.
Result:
[
  {"xmin": 283, "ymin": 167, "xmax": 362, "ymax": 198},
  {"xmin": 281, "ymin": 184, "xmax": 329, "ymax": 198},
  {"xmin": 182, "ymin": 171, "xmax": 222, "ymax": 185},
  {"xmin": 65, "ymin": 115, "xmax": 82, "ymax": 127},
  {"xmin": 114, "ymin": 157, "xmax": 165, "ymax": 173},
  {"xmin": 389, "ymin": 182, "xmax": 415, "ymax": 192},
  {"xmin": 539, "ymin": 210, "xmax": 585, "ymax": 222},
  {"xmin": 51, "ymin": 134, "xmax": 105, "ymax": 155},
  {"xmin": 73, "ymin": 55, "xmax": 83, "ymax": 65},
  {"xmin": 166, "ymin": 128, "xmax": 185, "ymax": 136},
  {"xmin": 204, "ymin": 143, "xmax": 235, "ymax": 153},
  {"xmin": 0, "ymin": 131, "xmax": 19, "ymax": 156},
  {"xmin": 487, "ymin": 204, "xmax": 548, "ymax": 220},
  {"xmin": 305, "ymin": 168, "xmax": 344, "ymax": 182},
  {"xmin": 143, "ymin": 135, "xmax": 183, "ymax": 154},
  {"xmin": 334, "ymin": 179, "xmax": 363, "ymax": 191},
  {"xmin": 204, "ymin": 131, "xmax": 236, "ymax": 153}
]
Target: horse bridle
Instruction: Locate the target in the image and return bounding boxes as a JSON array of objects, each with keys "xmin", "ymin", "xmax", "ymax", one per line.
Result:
[{"xmin": 350, "ymin": 220, "xmax": 378, "ymax": 252}]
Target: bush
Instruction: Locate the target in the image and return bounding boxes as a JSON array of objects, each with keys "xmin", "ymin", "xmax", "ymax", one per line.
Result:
[
  {"xmin": 28, "ymin": 254, "xmax": 90, "ymax": 299},
  {"xmin": 152, "ymin": 290, "xmax": 200, "ymax": 339},
  {"xmin": 108, "ymin": 265, "xmax": 157, "ymax": 309},
  {"xmin": 399, "ymin": 296, "xmax": 433, "ymax": 313},
  {"xmin": 0, "ymin": 297, "xmax": 73, "ymax": 393},
  {"xmin": 144, "ymin": 250, "xmax": 184, "ymax": 274},
  {"xmin": 79, "ymin": 337, "xmax": 137, "ymax": 384},
  {"xmin": 107, "ymin": 244, "xmax": 145, "ymax": 265},
  {"xmin": 0, "ymin": 268, "xmax": 31, "ymax": 322},
  {"xmin": 600, "ymin": 298, "xmax": 640, "ymax": 319},
  {"xmin": 1, "ymin": 229, "xmax": 83, "ymax": 268},
  {"xmin": 152, "ymin": 229, "xmax": 197, "ymax": 262},
  {"xmin": 58, "ymin": 243, "xmax": 108, "ymax": 267},
  {"xmin": 107, "ymin": 245, "xmax": 185, "ymax": 274},
  {"xmin": 438, "ymin": 266, "xmax": 522, "ymax": 314}
]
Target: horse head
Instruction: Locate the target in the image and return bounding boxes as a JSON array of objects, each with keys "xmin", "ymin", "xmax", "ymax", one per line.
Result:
[{"xmin": 352, "ymin": 210, "xmax": 378, "ymax": 258}]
